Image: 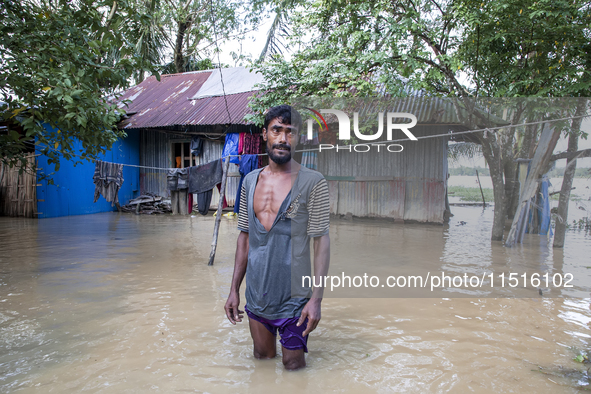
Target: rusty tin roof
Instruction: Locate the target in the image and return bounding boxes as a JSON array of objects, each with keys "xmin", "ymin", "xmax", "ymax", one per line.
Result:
[{"xmin": 117, "ymin": 71, "xmax": 258, "ymax": 130}]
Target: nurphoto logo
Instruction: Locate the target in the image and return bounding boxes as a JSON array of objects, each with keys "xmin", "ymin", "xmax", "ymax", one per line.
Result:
[{"xmin": 304, "ymin": 108, "xmax": 418, "ymax": 153}]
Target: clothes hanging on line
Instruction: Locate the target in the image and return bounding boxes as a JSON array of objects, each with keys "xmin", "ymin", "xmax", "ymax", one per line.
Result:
[
  {"xmin": 188, "ymin": 159, "xmax": 228, "ymax": 216},
  {"xmin": 234, "ymin": 154, "xmax": 259, "ymax": 214},
  {"xmin": 197, "ymin": 189, "xmax": 213, "ymax": 215},
  {"xmin": 222, "ymin": 133, "xmax": 240, "ymax": 164},
  {"xmin": 188, "ymin": 192, "xmax": 193, "ymax": 214},
  {"xmin": 188, "ymin": 160, "xmax": 223, "ymax": 194},
  {"xmin": 243, "ymin": 132, "xmax": 261, "ymax": 154},
  {"xmin": 243, "ymin": 132, "xmax": 263, "ymax": 167},
  {"xmin": 238, "ymin": 132, "xmax": 246, "ymax": 155},
  {"xmin": 93, "ymin": 160, "xmax": 124, "ymax": 207},
  {"xmin": 300, "ymin": 151, "xmax": 318, "ymax": 170},
  {"xmin": 190, "ymin": 136, "xmax": 203, "ymax": 156},
  {"xmin": 196, "ymin": 184, "xmax": 229, "ymax": 215},
  {"xmin": 167, "ymin": 168, "xmax": 189, "ymax": 191}
]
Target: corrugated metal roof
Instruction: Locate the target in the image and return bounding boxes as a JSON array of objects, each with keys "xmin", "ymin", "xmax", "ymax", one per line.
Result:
[
  {"xmin": 183, "ymin": 91, "xmax": 256, "ymax": 126},
  {"xmin": 190, "ymin": 67, "xmax": 265, "ymax": 99},
  {"xmin": 117, "ymin": 71, "xmax": 258, "ymax": 130}
]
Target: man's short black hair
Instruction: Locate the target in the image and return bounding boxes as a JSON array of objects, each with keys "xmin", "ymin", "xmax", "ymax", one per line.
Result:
[{"xmin": 263, "ymin": 104, "xmax": 302, "ymax": 131}]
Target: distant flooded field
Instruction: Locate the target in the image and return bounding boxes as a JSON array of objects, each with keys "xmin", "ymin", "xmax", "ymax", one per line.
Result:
[
  {"xmin": 1, "ymin": 207, "xmax": 590, "ymax": 392},
  {"xmin": 449, "ymin": 176, "xmax": 590, "ymax": 223}
]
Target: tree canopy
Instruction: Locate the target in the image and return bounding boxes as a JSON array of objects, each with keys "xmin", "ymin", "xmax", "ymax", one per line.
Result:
[
  {"xmin": 246, "ymin": 0, "xmax": 591, "ymax": 241},
  {"xmin": 0, "ymin": 0, "xmax": 159, "ymax": 169},
  {"xmin": 0, "ymin": 0, "xmax": 266, "ymax": 170}
]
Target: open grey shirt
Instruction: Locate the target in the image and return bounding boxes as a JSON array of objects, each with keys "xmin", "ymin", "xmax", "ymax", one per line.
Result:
[{"xmin": 237, "ymin": 166, "xmax": 330, "ymax": 320}]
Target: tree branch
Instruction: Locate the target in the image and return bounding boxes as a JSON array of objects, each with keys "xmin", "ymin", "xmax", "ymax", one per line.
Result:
[{"xmin": 550, "ymin": 148, "xmax": 591, "ymax": 161}]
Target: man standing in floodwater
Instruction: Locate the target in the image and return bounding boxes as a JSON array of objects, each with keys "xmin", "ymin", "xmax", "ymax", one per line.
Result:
[{"xmin": 224, "ymin": 105, "xmax": 331, "ymax": 370}]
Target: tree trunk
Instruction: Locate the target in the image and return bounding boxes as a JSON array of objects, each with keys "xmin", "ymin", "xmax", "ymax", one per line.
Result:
[
  {"xmin": 174, "ymin": 19, "xmax": 192, "ymax": 73},
  {"xmin": 480, "ymin": 136, "xmax": 506, "ymax": 241},
  {"xmin": 504, "ymin": 159, "xmax": 517, "ymax": 219},
  {"xmin": 553, "ymin": 99, "xmax": 587, "ymax": 247},
  {"xmin": 489, "ymin": 164, "xmax": 507, "ymax": 241}
]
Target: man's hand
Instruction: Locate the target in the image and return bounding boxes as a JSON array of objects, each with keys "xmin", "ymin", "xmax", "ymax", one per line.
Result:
[
  {"xmin": 297, "ymin": 298, "xmax": 321, "ymax": 337},
  {"xmin": 224, "ymin": 292, "xmax": 244, "ymax": 325}
]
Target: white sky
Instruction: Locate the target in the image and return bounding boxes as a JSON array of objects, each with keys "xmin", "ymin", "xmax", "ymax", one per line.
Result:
[{"xmin": 216, "ymin": 19, "xmax": 273, "ymax": 66}]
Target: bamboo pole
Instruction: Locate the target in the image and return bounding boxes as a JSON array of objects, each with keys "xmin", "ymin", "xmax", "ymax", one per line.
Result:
[{"xmin": 208, "ymin": 156, "xmax": 231, "ymax": 266}]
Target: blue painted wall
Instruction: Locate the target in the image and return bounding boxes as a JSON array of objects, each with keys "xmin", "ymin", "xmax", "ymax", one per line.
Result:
[{"xmin": 37, "ymin": 129, "xmax": 140, "ymax": 218}]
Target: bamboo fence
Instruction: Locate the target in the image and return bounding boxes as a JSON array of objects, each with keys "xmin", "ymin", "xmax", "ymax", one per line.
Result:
[{"xmin": 0, "ymin": 154, "xmax": 38, "ymax": 218}]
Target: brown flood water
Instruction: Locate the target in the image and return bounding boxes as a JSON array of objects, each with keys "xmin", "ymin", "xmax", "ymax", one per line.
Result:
[{"xmin": 1, "ymin": 207, "xmax": 590, "ymax": 393}]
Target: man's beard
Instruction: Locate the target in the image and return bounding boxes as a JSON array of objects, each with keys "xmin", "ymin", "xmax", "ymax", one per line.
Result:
[{"xmin": 267, "ymin": 143, "xmax": 291, "ymax": 165}]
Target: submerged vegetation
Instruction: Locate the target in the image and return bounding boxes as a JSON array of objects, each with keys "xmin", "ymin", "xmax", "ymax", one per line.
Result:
[
  {"xmin": 449, "ymin": 166, "xmax": 591, "ymax": 178},
  {"xmin": 448, "ymin": 186, "xmax": 494, "ymax": 202}
]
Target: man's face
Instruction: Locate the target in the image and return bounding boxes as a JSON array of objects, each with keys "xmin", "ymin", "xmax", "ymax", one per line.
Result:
[{"xmin": 263, "ymin": 117, "xmax": 299, "ymax": 165}]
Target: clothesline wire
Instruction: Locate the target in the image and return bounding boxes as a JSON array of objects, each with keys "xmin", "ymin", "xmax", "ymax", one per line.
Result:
[
  {"xmin": 207, "ymin": 0, "xmax": 232, "ymax": 126},
  {"xmin": 22, "ymin": 113, "xmax": 590, "ymax": 171}
]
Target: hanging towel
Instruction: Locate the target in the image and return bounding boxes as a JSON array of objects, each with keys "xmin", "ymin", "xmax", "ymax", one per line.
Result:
[
  {"xmin": 93, "ymin": 160, "xmax": 124, "ymax": 206},
  {"xmin": 222, "ymin": 133, "xmax": 240, "ymax": 164},
  {"xmin": 234, "ymin": 154, "xmax": 259, "ymax": 213},
  {"xmin": 190, "ymin": 136, "xmax": 203, "ymax": 156}
]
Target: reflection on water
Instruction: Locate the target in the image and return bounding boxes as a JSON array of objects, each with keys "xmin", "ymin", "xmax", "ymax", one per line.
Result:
[{"xmin": 0, "ymin": 209, "xmax": 590, "ymax": 392}]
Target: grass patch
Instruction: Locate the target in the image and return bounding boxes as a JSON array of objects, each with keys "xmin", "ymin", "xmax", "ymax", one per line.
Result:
[
  {"xmin": 550, "ymin": 192, "xmax": 583, "ymax": 201},
  {"xmin": 448, "ymin": 186, "xmax": 494, "ymax": 202}
]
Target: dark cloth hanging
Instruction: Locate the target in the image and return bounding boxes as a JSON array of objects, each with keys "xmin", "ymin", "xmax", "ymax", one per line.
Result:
[
  {"xmin": 188, "ymin": 192, "xmax": 193, "ymax": 214},
  {"xmin": 188, "ymin": 160, "xmax": 223, "ymax": 194},
  {"xmin": 189, "ymin": 159, "xmax": 228, "ymax": 215},
  {"xmin": 238, "ymin": 132, "xmax": 245, "ymax": 155},
  {"xmin": 216, "ymin": 183, "xmax": 228, "ymax": 210},
  {"xmin": 93, "ymin": 160, "xmax": 124, "ymax": 207},
  {"xmin": 167, "ymin": 168, "xmax": 189, "ymax": 191},
  {"xmin": 243, "ymin": 133, "xmax": 264, "ymax": 167},
  {"xmin": 190, "ymin": 136, "xmax": 203, "ymax": 156},
  {"xmin": 243, "ymin": 132, "xmax": 261, "ymax": 154},
  {"xmin": 197, "ymin": 189, "xmax": 213, "ymax": 215},
  {"xmin": 234, "ymin": 154, "xmax": 259, "ymax": 214},
  {"xmin": 195, "ymin": 184, "xmax": 227, "ymax": 215}
]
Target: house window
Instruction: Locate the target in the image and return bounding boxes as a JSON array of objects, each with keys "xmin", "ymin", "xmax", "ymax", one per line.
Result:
[{"xmin": 172, "ymin": 141, "xmax": 192, "ymax": 168}]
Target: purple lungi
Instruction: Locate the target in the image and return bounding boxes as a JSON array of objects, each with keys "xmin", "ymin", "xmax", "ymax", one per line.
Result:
[{"xmin": 245, "ymin": 305, "xmax": 309, "ymax": 352}]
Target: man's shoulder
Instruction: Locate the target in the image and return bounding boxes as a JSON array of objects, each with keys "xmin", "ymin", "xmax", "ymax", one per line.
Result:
[
  {"xmin": 242, "ymin": 167, "xmax": 265, "ymax": 189},
  {"xmin": 298, "ymin": 166, "xmax": 327, "ymax": 188}
]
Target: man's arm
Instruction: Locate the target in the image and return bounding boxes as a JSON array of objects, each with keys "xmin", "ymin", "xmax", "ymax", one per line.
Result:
[
  {"xmin": 224, "ymin": 231, "xmax": 249, "ymax": 324},
  {"xmin": 298, "ymin": 233, "xmax": 330, "ymax": 336}
]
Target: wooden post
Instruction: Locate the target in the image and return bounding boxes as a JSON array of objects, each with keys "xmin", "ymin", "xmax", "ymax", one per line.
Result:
[
  {"xmin": 171, "ymin": 190, "xmax": 179, "ymax": 215},
  {"xmin": 208, "ymin": 156, "xmax": 231, "ymax": 266},
  {"xmin": 179, "ymin": 190, "xmax": 188, "ymax": 215},
  {"xmin": 505, "ymin": 123, "xmax": 561, "ymax": 246},
  {"xmin": 475, "ymin": 169, "xmax": 486, "ymax": 207}
]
